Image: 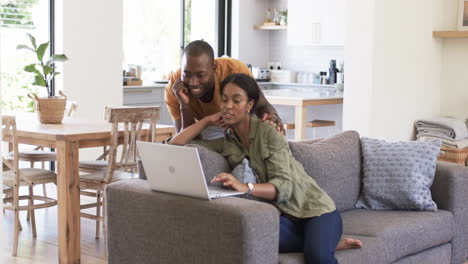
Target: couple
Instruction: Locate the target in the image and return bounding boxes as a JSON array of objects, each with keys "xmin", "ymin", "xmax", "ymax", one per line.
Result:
[{"xmin": 167, "ymin": 47, "xmax": 362, "ymax": 263}]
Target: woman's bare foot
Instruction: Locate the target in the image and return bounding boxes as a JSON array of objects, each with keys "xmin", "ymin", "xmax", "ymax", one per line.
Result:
[{"xmin": 336, "ymin": 237, "xmax": 363, "ymax": 251}]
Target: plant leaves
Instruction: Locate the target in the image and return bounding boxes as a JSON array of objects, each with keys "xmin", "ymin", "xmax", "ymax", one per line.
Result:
[
  {"xmin": 50, "ymin": 54, "xmax": 68, "ymax": 62},
  {"xmin": 24, "ymin": 63, "xmax": 37, "ymax": 72},
  {"xmin": 42, "ymin": 65, "xmax": 54, "ymax": 76},
  {"xmin": 24, "ymin": 64, "xmax": 42, "ymax": 76},
  {"xmin": 16, "ymin": 45, "xmax": 35, "ymax": 52},
  {"xmin": 32, "ymin": 75, "xmax": 47, "ymax": 87},
  {"xmin": 50, "ymin": 72, "xmax": 60, "ymax": 80},
  {"xmin": 27, "ymin": 33, "xmax": 37, "ymax": 49},
  {"xmin": 36, "ymin": 42, "xmax": 49, "ymax": 62}
]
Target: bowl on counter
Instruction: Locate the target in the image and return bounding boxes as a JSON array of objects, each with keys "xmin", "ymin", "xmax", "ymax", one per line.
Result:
[{"xmin": 153, "ymin": 80, "xmax": 169, "ymax": 84}]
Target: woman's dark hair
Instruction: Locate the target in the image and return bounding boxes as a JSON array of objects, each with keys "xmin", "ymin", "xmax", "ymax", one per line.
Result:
[{"xmin": 220, "ymin": 73, "xmax": 260, "ymax": 110}]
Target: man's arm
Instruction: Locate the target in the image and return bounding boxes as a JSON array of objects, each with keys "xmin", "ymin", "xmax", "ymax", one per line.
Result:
[
  {"xmin": 179, "ymin": 104, "xmax": 196, "ymax": 132},
  {"xmin": 170, "ymin": 80, "xmax": 196, "ymax": 133},
  {"xmin": 254, "ymin": 89, "xmax": 285, "ymax": 134}
]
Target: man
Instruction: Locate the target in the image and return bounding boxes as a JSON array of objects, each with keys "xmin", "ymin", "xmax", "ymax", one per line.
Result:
[{"xmin": 165, "ymin": 40, "xmax": 283, "ymax": 136}]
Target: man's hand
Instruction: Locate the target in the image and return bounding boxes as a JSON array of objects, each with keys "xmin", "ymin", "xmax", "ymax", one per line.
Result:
[
  {"xmin": 172, "ymin": 80, "xmax": 190, "ymax": 105},
  {"xmin": 261, "ymin": 113, "xmax": 285, "ymax": 135},
  {"xmin": 211, "ymin": 172, "xmax": 249, "ymax": 193}
]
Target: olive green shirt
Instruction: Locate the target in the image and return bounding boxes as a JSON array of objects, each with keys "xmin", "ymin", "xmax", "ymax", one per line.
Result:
[{"xmin": 195, "ymin": 116, "xmax": 336, "ymax": 218}]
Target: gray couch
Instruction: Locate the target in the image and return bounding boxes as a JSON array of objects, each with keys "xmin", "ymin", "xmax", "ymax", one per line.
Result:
[{"xmin": 105, "ymin": 131, "xmax": 468, "ymax": 264}]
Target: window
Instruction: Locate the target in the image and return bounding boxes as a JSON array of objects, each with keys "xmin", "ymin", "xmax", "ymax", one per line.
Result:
[
  {"xmin": 122, "ymin": 0, "xmax": 229, "ymax": 83},
  {"xmin": 0, "ymin": 0, "xmax": 53, "ymax": 111}
]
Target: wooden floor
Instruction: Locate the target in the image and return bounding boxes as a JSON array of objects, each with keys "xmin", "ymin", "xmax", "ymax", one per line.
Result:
[{"xmin": 1, "ymin": 184, "xmax": 107, "ymax": 264}]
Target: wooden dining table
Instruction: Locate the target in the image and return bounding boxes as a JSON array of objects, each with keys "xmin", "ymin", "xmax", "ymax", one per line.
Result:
[
  {"xmin": 262, "ymin": 88, "xmax": 343, "ymax": 140},
  {"xmin": 5, "ymin": 112, "xmax": 175, "ymax": 263}
]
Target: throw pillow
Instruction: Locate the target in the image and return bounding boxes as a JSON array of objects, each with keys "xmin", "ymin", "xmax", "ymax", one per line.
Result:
[
  {"xmin": 231, "ymin": 158, "xmax": 257, "ymax": 184},
  {"xmin": 288, "ymin": 130, "xmax": 362, "ymax": 212},
  {"xmin": 356, "ymin": 137, "xmax": 442, "ymax": 211}
]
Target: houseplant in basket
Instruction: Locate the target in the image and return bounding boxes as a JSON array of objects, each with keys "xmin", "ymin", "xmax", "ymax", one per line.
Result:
[{"xmin": 17, "ymin": 33, "xmax": 69, "ymax": 124}]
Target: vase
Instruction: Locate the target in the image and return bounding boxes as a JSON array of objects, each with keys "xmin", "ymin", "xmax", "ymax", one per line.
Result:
[{"xmin": 28, "ymin": 91, "xmax": 67, "ymax": 124}]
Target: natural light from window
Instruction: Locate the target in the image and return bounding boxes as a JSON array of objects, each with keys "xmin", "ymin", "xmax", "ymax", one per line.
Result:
[
  {"xmin": 123, "ymin": 0, "xmax": 217, "ymax": 84},
  {"xmin": 0, "ymin": 0, "xmax": 50, "ymax": 111}
]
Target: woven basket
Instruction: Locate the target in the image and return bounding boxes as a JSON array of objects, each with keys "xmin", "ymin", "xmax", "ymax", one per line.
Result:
[
  {"xmin": 28, "ymin": 91, "xmax": 67, "ymax": 124},
  {"xmin": 438, "ymin": 146, "xmax": 468, "ymax": 165}
]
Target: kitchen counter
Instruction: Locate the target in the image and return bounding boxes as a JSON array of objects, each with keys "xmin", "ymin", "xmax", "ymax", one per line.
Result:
[
  {"xmin": 262, "ymin": 87, "xmax": 342, "ymax": 100},
  {"xmin": 124, "ymin": 83, "xmax": 167, "ymax": 89},
  {"xmin": 257, "ymin": 82, "xmax": 337, "ymax": 89},
  {"xmin": 122, "ymin": 84, "xmax": 343, "ymax": 131},
  {"xmin": 123, "ymin": 82, "xmax": 338, "ymax": 90},
  {"xmin": 262, "ymin": 88, "xmax": 343, "ymax": 140}
]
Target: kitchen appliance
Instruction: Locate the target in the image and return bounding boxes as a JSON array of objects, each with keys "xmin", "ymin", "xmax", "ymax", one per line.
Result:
[
  {"xmin": 252, "ymin": 67, "xmax": 271, "ymax": 81},
  {"xmin": 270, "ymin": 70, "xmax": 297, "ymax": 83},
  {"xmin": 319, "ymin": 71, "xmax": 328, "ymax": 85}
]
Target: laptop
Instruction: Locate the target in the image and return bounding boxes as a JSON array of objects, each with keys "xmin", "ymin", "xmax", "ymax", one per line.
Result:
[{"xmin": 137, "ymin": 141, "xmax": 244, "ymax": 200}]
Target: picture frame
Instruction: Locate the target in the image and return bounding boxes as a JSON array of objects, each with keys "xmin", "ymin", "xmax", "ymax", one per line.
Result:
[{"xmin": 458, "ymin": 0, "xmax": 468, "ymax": 31}]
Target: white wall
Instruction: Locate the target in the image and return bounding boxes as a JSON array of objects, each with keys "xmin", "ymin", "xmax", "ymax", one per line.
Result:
[
  {"xmin": 342, "ymin": 0, "xmax": 375, "ymax": 137},
  {"xmin": 56, "ymin": 0, "xmax": 123, "ymax": 120},
  {"xmin": 231, "ymin": 0, "xmax": 269, "ymax": 65},
  {"xmin": 440, "ymin": 0, "xmax": 468, "ymax": 119},
  {"xmin": 441, "ymin": 38, "xmax": 468, "ymax": 119},
  {"xmin": 345, "ymin": 0, "xmax": 445, "ymax": 141},
  {"xmin": 56, "ymin": 0, "xmax": 123, "ymax": 159}
]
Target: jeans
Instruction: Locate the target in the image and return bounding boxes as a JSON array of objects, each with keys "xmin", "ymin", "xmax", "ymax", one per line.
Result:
[{"xmin": 279, "ymin": 210, "xmax": 342, "ymax": 264}]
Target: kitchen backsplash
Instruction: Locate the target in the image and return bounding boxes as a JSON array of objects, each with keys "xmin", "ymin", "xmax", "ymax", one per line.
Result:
[
  {"xmin": 264, "ymin": 0, "xmax": 344, "ymax": 73},
  {"xmin": 267, "ymin": 31, "xmax": 344, "ymax": 73}
]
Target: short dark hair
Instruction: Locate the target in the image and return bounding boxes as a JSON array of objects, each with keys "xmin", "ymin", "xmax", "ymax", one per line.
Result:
[
  {"xmin": 220, "ymin": 73, "xmax": 260, "ymax": 110},
  {"xmin": 183, "ymin": 40, "xmax": 214, "ymax": 63}
]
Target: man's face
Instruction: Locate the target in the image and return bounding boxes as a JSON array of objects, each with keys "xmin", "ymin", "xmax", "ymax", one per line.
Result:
[{"xmin": 181, "ymin": 54, "xmax": 216, "ymax": 99}]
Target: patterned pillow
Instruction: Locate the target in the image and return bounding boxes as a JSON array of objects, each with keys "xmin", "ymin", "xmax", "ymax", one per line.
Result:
[{"xmin": 356, "ymin": 137, "xmax": 442, "ymax": 211}]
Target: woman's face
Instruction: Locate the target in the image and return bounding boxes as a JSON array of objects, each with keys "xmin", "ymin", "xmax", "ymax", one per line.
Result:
[{"xmin": 220, "ymin": 83, "xmax": 254, "ymax": 126}]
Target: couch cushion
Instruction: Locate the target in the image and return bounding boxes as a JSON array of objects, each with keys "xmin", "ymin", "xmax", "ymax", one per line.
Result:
[
  {"xmin": 356, "ymin": 137, "xmax": 441, "ymax": 211},
  {"xmin": 341, "ymin": 209, "xmax": 455, "ymax": 263},
  {"xmin": 186, "ymin": 143, "xmax": 231, "ymax": 184},
  {"xmin": 393, "ymin": 243, "xmax": 451, "ymax": 264},
  {"xmin": 279, "ymin": 235, "xmax": 386, "ymax": 264},
  {"xmin": 288, "ymin": 131, "xmax": 362, "ymax": 211}
]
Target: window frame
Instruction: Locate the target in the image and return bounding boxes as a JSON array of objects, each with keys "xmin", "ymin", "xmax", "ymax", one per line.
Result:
[{"xmin": 179, "ymin": 0, "xmax": 231, "ymax": 57}]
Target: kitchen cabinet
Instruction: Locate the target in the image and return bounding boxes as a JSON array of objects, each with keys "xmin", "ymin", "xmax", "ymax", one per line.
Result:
[
  {"xmin": 123, "ymin": 86, "xmax": 173, "ymax": 125},
  {"xmin": 288, "ymin": 0, "xmax": 345, "ymax": 46}
]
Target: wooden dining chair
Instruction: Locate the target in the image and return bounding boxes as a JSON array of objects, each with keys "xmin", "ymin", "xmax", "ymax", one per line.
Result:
[
  {"xmin": 79, "ymin": 106, "xmax": 160, "ymax": 239},
  {"xmin": 2, "ymin": 115, "xmax": 58, "ymax": 256},
  {"xmin": 12, "ymin": 100, "xmax": 77, "ymax": 198}
]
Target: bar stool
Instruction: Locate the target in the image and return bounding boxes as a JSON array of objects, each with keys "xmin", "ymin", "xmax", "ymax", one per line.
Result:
[{"xmin": 283, "ymin": 119, "xmax": 336, "ymax": 138}]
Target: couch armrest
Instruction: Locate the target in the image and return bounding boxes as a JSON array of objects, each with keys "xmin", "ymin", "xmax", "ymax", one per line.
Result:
[
  {"xmin": 431, "ymin": 161, "xmax": 468, "ymax": 264},
  {"xmin": 106, "ymin": 179, "xmax": 280, "ymax": 264}
]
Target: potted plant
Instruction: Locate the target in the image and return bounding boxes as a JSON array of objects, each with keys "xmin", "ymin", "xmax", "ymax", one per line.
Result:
[{"xmin": 17, "ymin": 33, "xmax": 69, "ymax": 124}]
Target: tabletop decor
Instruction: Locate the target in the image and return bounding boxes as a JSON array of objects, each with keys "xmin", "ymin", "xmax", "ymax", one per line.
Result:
[{"xmin": 17, "ymin": 33, "xmax": 69, "ymax": 124}]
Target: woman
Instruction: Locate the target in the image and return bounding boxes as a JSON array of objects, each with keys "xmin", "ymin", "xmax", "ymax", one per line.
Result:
[{"xmin": 170, "ymin": 73, "xmax": 361, "ymax": 263}]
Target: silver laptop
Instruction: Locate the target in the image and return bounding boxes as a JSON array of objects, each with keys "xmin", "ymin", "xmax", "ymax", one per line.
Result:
[{"xmin": 137, "ymin": 141, "xmax": 244, "ymax": 200}]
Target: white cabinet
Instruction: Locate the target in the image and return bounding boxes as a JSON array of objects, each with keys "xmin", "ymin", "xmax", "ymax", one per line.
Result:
[
  {"xmin": 288, "ymin": 0, "xmax": 345, "ymax": 46},
  {"xmin": 123, "ymin": 86, "xmax": 173, "ymax": 125}
]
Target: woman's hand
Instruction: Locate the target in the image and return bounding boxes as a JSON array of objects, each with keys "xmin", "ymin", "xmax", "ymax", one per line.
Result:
[
  {"xmin": 203, "ymin": 112, "xmax": 225, "ymax": 127},
  {"xmin": 211, "ymin": 172, "xmax": 249, "ymax": 193}
]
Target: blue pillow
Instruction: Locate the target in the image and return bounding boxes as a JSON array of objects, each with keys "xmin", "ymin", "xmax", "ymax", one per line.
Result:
[
  {"xmin": 356, "ymin": 137, "xmax": 441, "ymax": 211},
  {"xmin": 231, "ymin": 158, "xmax": 257, "ymax": 184}
]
